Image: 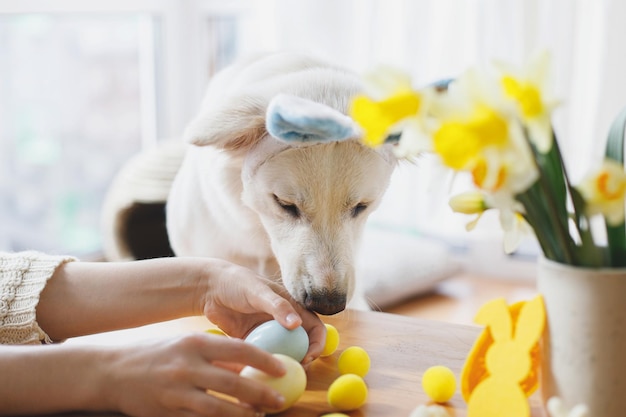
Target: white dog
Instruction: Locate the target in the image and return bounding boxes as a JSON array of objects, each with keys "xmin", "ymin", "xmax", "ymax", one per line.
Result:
[{"xmin": 166, "ymin": 53, "xmax": 396, "ymax": 315}]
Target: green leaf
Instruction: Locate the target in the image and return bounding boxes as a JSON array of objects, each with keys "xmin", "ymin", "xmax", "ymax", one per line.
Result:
[
  {"xmin": 607, "ymin": 222, "xmax": 626, "ymax": 267},
  {"xmin": 569, "ymin": 186, "xmax": 605, "ymax": 266},
  {"xmin": 522, "ymin": 130, "xmax": 577, "ymax": 264},
  {"xmin": 520, "ymin": 128, "xmax": 604, "ymax": 267},
  {"xmin": 604, "ymin": 106, "xmax": 626, "ymax": 266},
  {"xmin": 605, "ymin": 106, "xmax": 626, "ymax": 164},
  {"xmin": 516, "ymin": 183, "xmax": 562, "ymax": 261},
  {"xmin": 540, "ymin": 133, "xmax": 569, "ymax": 223},
  {"xmin": 551, "ymin": 135, "xmax": 604, "ymax": 266}
]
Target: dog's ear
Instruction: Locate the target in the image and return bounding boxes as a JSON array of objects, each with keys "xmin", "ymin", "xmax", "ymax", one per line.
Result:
[
  {"xmin": 183, "ymin": 95, "xmax": 267, "ymax": 151},
  {"xmin": 266, "ymin": 94, "xmax": 361, "ymax": 144}
]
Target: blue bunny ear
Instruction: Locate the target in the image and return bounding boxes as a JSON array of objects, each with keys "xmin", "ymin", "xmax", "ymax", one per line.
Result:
[{"xmin": 266, "ymin": 93, "xmax": 361, "ymax": 144}]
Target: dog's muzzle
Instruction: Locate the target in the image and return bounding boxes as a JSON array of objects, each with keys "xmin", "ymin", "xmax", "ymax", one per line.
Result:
[{"xmin": 304, "ymin": 289, "xmax": 347, "ymax": 315}]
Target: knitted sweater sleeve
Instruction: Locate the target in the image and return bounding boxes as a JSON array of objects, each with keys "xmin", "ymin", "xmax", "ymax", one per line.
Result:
[{"xmin": 0, "ymin": 251, "xmax": 76, "ymax": 345}]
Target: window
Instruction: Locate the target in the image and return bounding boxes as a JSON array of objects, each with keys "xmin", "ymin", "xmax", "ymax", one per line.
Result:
[
  {"xmin": 0, "ymin": 13, "xmax": 149, "ymax": 254},
  {"xmin": 0, "ymin": 1, "xmax": 249, "ymax": 256}
]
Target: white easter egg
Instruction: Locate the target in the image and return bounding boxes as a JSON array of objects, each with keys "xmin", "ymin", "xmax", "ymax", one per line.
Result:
[{"xmin": 240, "ymin": 353, "xmax": 307, "ymax": 413}]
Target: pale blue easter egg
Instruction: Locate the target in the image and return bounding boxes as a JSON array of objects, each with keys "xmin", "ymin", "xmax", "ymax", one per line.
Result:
[{"xmin": 245, "ymin": 320, "xmax": 309, "ymax": 362}]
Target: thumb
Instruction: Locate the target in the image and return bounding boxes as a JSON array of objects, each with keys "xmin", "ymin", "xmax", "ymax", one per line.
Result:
[{"xmin": 247, "ymin": 280, "xmax": 302, "ymax": 329}]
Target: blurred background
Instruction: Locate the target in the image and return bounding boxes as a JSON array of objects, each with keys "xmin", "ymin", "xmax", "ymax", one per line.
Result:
[{"xmin": 2, "ymin": 0, "xmax": 626, "ymax": 280}]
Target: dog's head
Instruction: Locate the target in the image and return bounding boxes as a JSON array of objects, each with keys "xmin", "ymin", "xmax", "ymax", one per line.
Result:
[{"xmin": 183, "ymin": 54, "xmax": 396, "ymax": 314}]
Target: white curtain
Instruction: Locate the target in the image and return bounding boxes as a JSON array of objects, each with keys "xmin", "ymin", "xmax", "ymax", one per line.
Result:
[{"xmin": 242, "ymin": 0, "xmax": 626, "ymax": 250}]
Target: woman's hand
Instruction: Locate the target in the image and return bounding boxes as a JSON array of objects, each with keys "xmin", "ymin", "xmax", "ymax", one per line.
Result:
[
  {"xmin": 6, "ymin": 256, "xmax": 324, "ymax": 417},
  {"xmin": 197, "ymin": 260, "xmax": 326, "ymax": 364},
  {"xmin": 105, "ymin": 333, "xmax": 286, "ymax": 417}
]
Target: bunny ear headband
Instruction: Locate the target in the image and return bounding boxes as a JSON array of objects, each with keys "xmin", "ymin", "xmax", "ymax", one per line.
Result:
[
  {"xmin": 266, "ymin": 93, "xmax": 361, "ymax": 144},
  {"xmin": 242, "ymin": 94, "xmax": 362, "ymax": 177}
]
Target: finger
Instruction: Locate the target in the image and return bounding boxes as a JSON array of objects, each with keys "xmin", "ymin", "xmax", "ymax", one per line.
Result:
[
  {"xmin": 245, "ymin": 281, "xmax": 302, "ymax": 330},
  {"xmin": 199, "ymin": 336, "xmax": 286, "ymax": 377},
  {"xmin": 299, "ymin": 311, "xmax": 326, "ymax": 364},
  {"xmin": 211, "ymin": 359, "xmax": 245, "ymax": 373},
  {"xmin": 190, "ymin": 365, "xmax": 285, "ymax": 411},
  {"xmin": 180, "ymin": 389, "xmax": 269, "ymax": 417}
]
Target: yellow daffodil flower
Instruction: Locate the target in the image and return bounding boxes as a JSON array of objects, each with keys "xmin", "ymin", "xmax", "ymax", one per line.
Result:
[
  {"xmin": 350, "ymin": 91, "xmax": 421, "ymax": 147},
  {"xmin": 426, "ymin": 66, "xmax": 540, "ymax": 197},
  {"xmin": 576, "ymin": 159, "xmax": 626, "ymax": 225},
  {"xmin": 350, "ymin": 66, "xmax": 434, "ymax": 153},
  {"xmin": 352, "ymin": 53, "xmax": 626, "ymax": 268},
  {"xmin": 498, "ymin": 51, "xmax": 559, "ymax": 153},
  {"xmin": 502, "ymin": 77, "xmax": 544, "ymax": 118},
  {"xmin": 433, "ymin": 105, "xmax": 509, "ymax": 170},
  {"xmin": 432, "ymin": 93, "xmax": 538, "ymax": 196}
]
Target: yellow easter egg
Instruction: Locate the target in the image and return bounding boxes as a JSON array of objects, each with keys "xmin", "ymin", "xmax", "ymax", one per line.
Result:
[
  {"xmin": 320, "ymin": 414, "xmax": 351, "ymax": 417},
  {"xmin": 327, "ymin": 374, "xmax": 368, "ymax": 411},
  {"xmin": 422, "ymin": 365, "xmax": 457, "ymax": 403},
  {"xmin": 337, "ymin": 346, "xmax": 370, "ymax": 377},
  {"xmin": 321, "ymin": 323, "xmax": 340, "ymax": 357},
  {"xmin": 240, "ymin": 353, "xmax": 307, "ymax": 413}
]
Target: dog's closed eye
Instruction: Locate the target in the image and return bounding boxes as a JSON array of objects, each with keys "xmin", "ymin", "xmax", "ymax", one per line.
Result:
[
  {"xmin": 351, "ymin": 202, "xmax": 369, "ymax": 218},
  {"xmin": 273, "ymin": 194, "xmax": 300, "ymax": 218}
]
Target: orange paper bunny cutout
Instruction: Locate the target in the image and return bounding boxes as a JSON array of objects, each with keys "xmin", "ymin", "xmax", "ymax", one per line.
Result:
[{"xmin": 466, "ymin": 296, "xmax": 545, "ymax": 417}]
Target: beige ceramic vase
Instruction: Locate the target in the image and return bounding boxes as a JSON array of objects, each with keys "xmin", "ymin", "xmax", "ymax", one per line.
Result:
[{"xmin": 537, "ymin": 256, "xmax": 626, "ymax": 417}]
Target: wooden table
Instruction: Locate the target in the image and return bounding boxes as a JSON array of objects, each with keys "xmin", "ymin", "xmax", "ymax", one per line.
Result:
[{"xmin": 52, "ymin": 309, "xmax": 546, "ymax": 416}]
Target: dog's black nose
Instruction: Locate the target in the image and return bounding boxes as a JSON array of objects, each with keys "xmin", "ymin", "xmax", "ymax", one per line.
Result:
[{"xmin": 304, "ymin": 289, "xmax": 347, "ymax": 315}]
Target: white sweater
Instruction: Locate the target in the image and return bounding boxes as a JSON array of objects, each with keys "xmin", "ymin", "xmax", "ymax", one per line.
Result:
[{"xmin": 0, "ymin": 251, "xmax": 75, "ymax": 345}]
